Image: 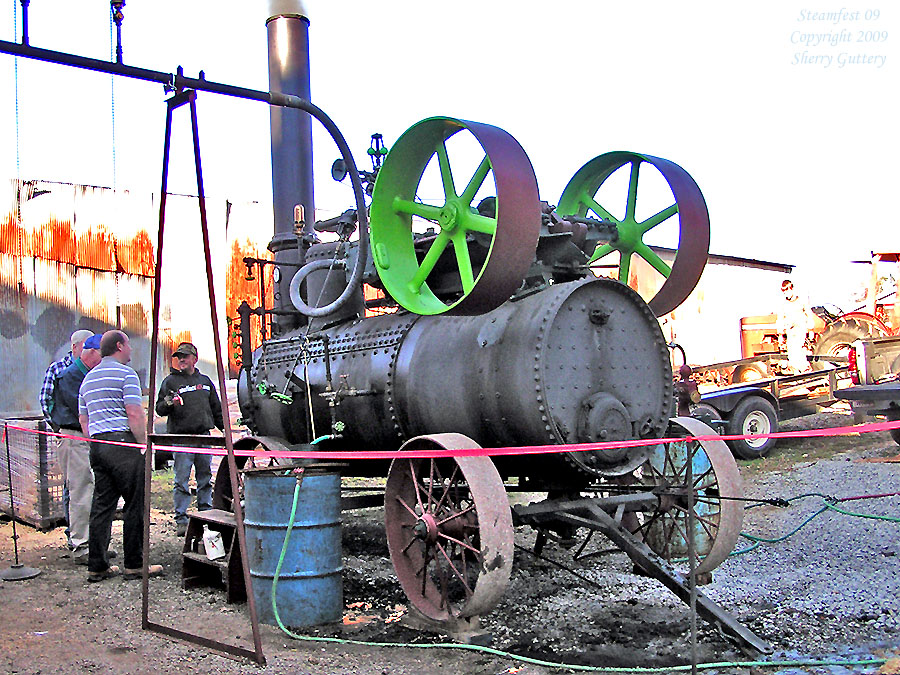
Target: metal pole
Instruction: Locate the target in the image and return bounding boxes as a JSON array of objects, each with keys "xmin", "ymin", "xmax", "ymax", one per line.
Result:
[
  {"xmin": 19, "ymin": 0, "xmax": 30, "ymax": 46},
  {"xmin": 686, "ymin": 438, "xmax": 698, "ymax": 675},
  {"xmin": 110, "ymin": 1, "xmax": 125, "ymax": 65},
  {"xmin": 1, "ymin": 39, "xmax": 270, "ymax": 103},
  {"xmin": 267, "ymin": 12, "xmax": 313, "ymax": 333},
  {"xmin": 0, "ymin": 422, "xmax": 41, "ymax": 580},
  {"xmin": 3, "ymin": 424, "xmax": 19, "ymax": 564},
  {"xmin": 141, "ymin": 88, "xmax": 181, "ymax": 629}
]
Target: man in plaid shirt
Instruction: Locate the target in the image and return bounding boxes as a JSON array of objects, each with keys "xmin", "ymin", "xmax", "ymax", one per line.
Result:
[
  {"xmin": 41, "ymin": 330, "xmax": 94, "ymax": 425},
  {"xmin": 40, "ymin": 329, "xmax": 94, "ymax": 549}
]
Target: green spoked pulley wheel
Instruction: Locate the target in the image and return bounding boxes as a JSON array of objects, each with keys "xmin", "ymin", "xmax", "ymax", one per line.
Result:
[
  {"xmin": 369, "ymin": 117, "xmax": 541, "ymax": 315},
  {"xmin": 557, "ymin": 152, "xmax": 710, "ymax": 316}
]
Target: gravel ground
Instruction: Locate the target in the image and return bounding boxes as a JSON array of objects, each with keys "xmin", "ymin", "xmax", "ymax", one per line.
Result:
[
  {"xmin": 2, "ymin": 409, "xmax": 899, "ymax": 674},
  {"xmin": 708, "ymin": 455, "xmax": 900, "ymax": 657}
]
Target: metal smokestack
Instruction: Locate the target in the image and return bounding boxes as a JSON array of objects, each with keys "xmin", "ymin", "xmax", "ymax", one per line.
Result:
[{"xmin": 266, "ymin": 0, "xmax": 313, "ymax": 332}]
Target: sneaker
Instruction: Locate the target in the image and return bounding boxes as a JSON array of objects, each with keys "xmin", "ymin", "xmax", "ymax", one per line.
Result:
[
  {"xmin": 123, "ymin": 564, "xmax": 164, "ymax": 581},
  {"xmin": 176, "ymin": 522, "xmax": 188, "ymax": 537},
  {"xmin": 87, "ymin": 565, "xmax": 120, "ymax": 583}
]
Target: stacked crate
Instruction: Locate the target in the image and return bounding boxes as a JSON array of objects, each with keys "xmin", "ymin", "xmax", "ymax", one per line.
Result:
[{"xmin": 0, "ymin": 417, "xmax": 65, "ymax": 530}]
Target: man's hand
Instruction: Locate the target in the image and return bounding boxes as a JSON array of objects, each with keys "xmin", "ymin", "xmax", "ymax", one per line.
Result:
[
  {"xmin": 164, "ymin": 392, "xmax": 183, "ymax": 407},
  {"xmin": 125, "ymin": 403, "xmax": 147, "ymax": 446}
]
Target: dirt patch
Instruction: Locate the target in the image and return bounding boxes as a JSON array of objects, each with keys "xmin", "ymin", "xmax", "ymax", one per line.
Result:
[{"xmin": 2, "ymin": 410, "xmax": 899, "ymax": 674}]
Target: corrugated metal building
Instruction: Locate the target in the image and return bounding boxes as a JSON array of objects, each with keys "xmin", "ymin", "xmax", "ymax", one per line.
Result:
[{"xmin": 0, "ymin": 178, "xmax": 271, "ymax": 415}]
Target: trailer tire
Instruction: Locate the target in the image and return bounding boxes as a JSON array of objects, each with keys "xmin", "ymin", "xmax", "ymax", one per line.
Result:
[
  {"xmin": 726, "ymin": 396, "xmax": 778, "ymax": 460},
  {"xmin": 889, "ymin": 412, "xmax": 900, "ymax": 446},
  {"xmin": 890, "ymin": 428, "xmax": 900, "ymax": 446}
]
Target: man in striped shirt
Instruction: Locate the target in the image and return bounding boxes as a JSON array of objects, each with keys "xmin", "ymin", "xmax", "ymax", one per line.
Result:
[{"xmin": 78, "ymin": 330, "xmax": 162, "ymax": 582}]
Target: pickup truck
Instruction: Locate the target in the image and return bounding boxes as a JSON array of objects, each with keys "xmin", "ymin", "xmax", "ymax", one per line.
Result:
[{"xmin": 834, "ymin": 335, "xmax": 900, "ymax": 445}]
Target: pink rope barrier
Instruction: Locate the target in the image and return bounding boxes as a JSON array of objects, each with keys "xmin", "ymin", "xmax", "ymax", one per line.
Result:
[{"xmin": 8, "ymin": 417, "xmax": 900, "ymax": 461}]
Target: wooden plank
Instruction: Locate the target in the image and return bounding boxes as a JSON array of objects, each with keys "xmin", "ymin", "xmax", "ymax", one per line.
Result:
[
  {"xmin": 185, "ymin": 509, "xmax": 236, "ymax": 527},
  {"xmin": 183, "ymin": 551, "xmax": 229, "ymax": 572}
]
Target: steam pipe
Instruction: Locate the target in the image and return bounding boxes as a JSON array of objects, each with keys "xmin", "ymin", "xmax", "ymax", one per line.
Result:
[
  {"xmin": 266, "ymin": 2, "xmax": 314, "ymax": 331},
  {"xmin": 0, "ymin": 38, "xmax": 270, "ymax": 98},
  {"xmin": 266, "ymin": 2, "xmax": 314, "ymax": 239}
]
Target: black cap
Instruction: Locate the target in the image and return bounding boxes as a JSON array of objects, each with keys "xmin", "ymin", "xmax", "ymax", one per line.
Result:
[{"xmin": 173, "ymin": 342, "xmax": 198, "ymax": 357}]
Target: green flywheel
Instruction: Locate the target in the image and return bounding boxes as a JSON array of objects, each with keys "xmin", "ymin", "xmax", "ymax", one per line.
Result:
[{"xmin": 369, "ymin": 117, "xmax": 541, "ymax": 316}]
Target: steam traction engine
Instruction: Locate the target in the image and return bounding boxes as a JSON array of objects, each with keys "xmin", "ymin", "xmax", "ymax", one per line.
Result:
[{"xmin": 231, "ymin": 115, "xmax": 756, "ymax": 646}]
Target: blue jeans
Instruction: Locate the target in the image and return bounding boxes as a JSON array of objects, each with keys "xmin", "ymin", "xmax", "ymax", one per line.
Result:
[{"xmin": 173, "ymin": 450, "xmax": 213, "ymax": 525}]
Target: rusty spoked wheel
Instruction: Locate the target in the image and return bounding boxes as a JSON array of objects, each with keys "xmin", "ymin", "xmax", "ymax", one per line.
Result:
[
  {"xmin": 384, "ymin": 433, "xmax": 513, "ymax": 623},
  {"xmin": 557, "ymin": 152, "xmax": 709, "ymax": 316},
  {"xmin": 369, "ymin": 117, "xmax": 541, "ymax": 315},
  {"xmin": 635, "ymin": 417, "xmax": 743, "ymax": 575}
]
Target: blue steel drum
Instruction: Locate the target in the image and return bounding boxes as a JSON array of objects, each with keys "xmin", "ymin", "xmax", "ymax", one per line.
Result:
[
  {"xmin": 244, "ymin": 471, "xmax": 343, "ymax": 627},
  {"xmin": 642, "ymin": 417, "xmax": 743, "ymax": 576}
]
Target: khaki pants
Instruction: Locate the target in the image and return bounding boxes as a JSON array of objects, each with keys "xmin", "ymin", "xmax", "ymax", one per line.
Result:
[{"xmin": 57, "ymin": 431, "xmax": 94, "ymax": 549}]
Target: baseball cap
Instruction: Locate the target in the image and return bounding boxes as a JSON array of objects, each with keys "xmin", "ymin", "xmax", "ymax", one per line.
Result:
[
  {"xmin": 70, "ymin": 329, "xmax": 94, "ymax": 347},
  {"xmin": 83, "ymin": 334, "xmax": 102, "ymax": 350},
  {"xmin": 173, "ymin": 342, "xmax": 198, "ymax": 357}
]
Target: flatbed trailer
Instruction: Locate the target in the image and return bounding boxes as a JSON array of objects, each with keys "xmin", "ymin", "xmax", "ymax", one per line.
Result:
[
  {"xmin": 688, "ymin": 358, "xmax": 851, "ymax": 460},
  {"xmin": 688, "ymin": 353, "xmax": 784, "ymax": 388}
]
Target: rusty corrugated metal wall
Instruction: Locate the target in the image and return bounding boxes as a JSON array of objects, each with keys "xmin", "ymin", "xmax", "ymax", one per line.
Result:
[
  {"xmin": 0, "ymin": 178, "xmax": 271, "ymax": 415},
  {"xmin": 223, "ymin": 199, "xmax": 273, "ymax": 374}
]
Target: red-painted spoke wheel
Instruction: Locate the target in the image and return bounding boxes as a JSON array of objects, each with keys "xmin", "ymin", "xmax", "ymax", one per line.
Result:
[
  {"xmin": 635, "ymin": 417, "xmax": 743, "ymax": 575},
  {"xmin": 384, "ymin": 434, "xmax": 513, "ymax": 623}
]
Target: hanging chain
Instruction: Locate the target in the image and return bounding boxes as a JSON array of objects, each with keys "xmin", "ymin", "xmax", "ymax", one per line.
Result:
[
  {"xmin": 13, "ymin": 1, "xmax": 26, "ymax": 307},
  {"xmin": 108, "ymin": 4, "xmax": 118, "ymax": 190},
  {"xmin": 114, "ymin": 239, "xmax": 121, "ymax": 329},
  {"xmin": 13, "ymin": 1, "xmax": 20, "ymax": 179}
]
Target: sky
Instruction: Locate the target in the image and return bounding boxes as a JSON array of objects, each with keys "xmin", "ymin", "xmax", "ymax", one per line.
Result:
[{"xmin": 0, "ymin": 0, "xmax": 896, "ymax": 308}]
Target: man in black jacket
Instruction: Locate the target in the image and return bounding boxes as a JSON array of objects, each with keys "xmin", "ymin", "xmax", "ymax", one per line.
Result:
[
  {"xmin": 155, "ymin": 342, "xmax": 224, "ymax": 537},
  {"xmin": 51, "ymin": 333, "xmax": 102, "ymax": 562}
]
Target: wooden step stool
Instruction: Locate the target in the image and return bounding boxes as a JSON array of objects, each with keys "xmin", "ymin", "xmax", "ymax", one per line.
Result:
[{"xmin": 181, "ymin": 509, "xmax": 246, "ymax": 603}]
